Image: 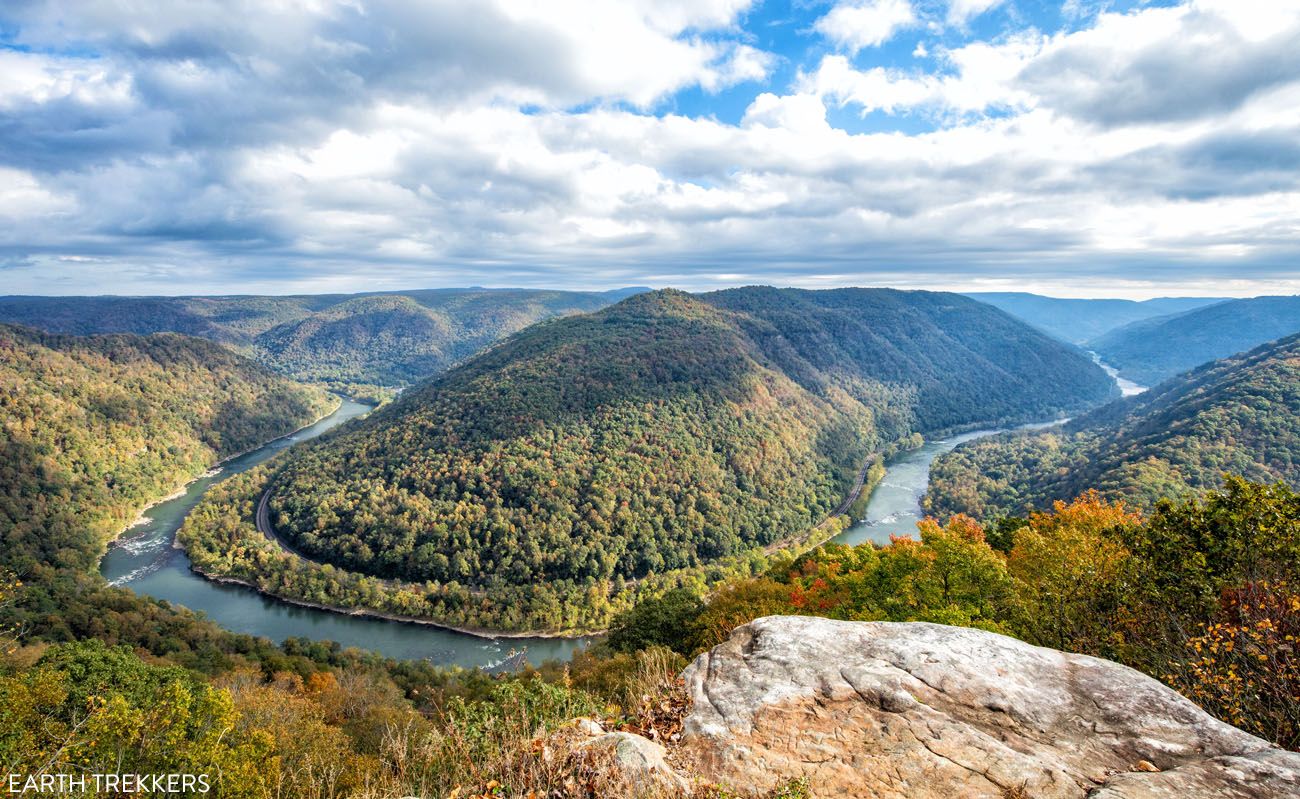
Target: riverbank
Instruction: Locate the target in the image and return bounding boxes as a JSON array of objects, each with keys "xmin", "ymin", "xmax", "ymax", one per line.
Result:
[
  {"xmin": 214, "ymin": 417, "xmax": 1033, "ymax": 635},
  {"xmin": 103, "ymin": 397, "xmax": 593, "ymax": 666},
  {"xmin": 118, "ymin": 479, "xmax": 209, "ymax": 537},
  {"xmin": 108, "ymin": 394, "xmax": 343, "ymax": 547},
  {"xmin": 189, "ymin": 567, "xmax": 597, "ymax": 640}
]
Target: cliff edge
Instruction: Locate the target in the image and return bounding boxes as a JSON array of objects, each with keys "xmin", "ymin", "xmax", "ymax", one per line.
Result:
[{"xmin": 675, "ymin": 616, "xmax": 1300, "ymax": 798}]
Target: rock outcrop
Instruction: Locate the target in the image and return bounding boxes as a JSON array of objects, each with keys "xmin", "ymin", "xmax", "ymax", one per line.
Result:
[
  {"xmin": 576, "ymin": 732, "xmax": 690, "ymax": 795},
  {"xmin": 679, "ymin": 616, "xmax": 1300, "ymax": 798}
]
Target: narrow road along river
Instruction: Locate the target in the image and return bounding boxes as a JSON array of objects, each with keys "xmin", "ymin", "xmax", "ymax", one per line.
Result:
[{"xmin": 99, "ymin": 397, "xmax": 589, "ymax": 668}]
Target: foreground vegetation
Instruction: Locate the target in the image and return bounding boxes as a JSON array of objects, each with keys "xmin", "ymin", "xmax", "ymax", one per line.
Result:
[
  {"xmin": 602, "ymin": 478, "xmax": 1300, "ymax": 751},
  {"xmin": 927, "ymin": 332, "xmax": 1300, "ymax": 518},
  {"xmin": 8, "ymin": 478, "xmax": 1300, "ymax": 797}
]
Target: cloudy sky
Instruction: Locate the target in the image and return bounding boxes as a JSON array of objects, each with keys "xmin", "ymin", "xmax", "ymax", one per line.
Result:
[{"xmin": 1, "ymin": 0, "xmax": 1298, "ymax": 297}]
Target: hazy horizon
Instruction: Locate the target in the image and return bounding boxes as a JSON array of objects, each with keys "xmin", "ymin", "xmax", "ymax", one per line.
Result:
[{"xmin": 0, "ymin": 281, "xmax": 1288, "ymax": 302}]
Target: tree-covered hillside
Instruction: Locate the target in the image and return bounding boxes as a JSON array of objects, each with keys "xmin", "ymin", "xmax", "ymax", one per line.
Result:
[
  {"xmin": 198, "ymin": 287, "xmax": 1113, "ymax": 631},
  {"xmin": 0, "ymin": 324, "xmax": 335, "ymax": 575},
  {"xmin": 0, "ymin": 287, "xmax": 643, "ymax": 387},
  {"xmin": 707, "ymin": 287, "xmax": 1116, "ymax": 431},
  {"xmin": 926, "ymin": 333, "xmax": 1300, "ymax": 519},
  {"xmin": 966, "ymin": 292, "xmax": 1218, "ymax": 343},
  {"xmin": 1090, "ymin": 295, "xmax": 1300, "ymax": 385}
]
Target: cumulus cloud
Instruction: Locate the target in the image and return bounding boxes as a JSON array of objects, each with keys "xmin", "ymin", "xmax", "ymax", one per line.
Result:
[
  {"xmin": 814, "ymin": 0, "xmax": 917, "ymax": 52},
  {"xmin": 804, "ymin": 1, "xmax": 1300, "ymax": 126},
  {"xmin": 1021, "ymin": 2, "xmax": 1300, "ymax": 127},
  {"xmin": 0, "ymin": 0, "xmax": 1298, "ymax": 297}
]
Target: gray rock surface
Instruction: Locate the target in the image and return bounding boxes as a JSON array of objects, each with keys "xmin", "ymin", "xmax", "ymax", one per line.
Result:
[
  {"xmin": 577, "ymin": 731, "xmax": 689, "ymax": 796},
  {"xmin": 679, "ymin": 616, "xmax": 1300, "ymax": 798}
]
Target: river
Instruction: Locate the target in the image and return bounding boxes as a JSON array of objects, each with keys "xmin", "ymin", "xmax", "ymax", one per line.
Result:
[
  {"xmin": 828, "ymin": 421, "xmax": 1064, "ymax": 547},
  {"xmin": 1088, "ymin": 351, "xmax": 1147, "ymax": 397},
  {"xmin": 102, "ymin": 357, "xmax": 1140, "ymax": 664},
  {"xmin": 831, "ymin": 356, "xmax": 1146, "ymax": 547},
  {"xmin": 100, "ymin": 398, "xmax": 589, "ymax": 668}
]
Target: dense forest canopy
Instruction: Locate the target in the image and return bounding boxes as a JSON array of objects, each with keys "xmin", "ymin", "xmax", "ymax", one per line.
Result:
[
  {"xmin": 0, "ymin": 323, "xmax": 334, "ymax": 576},
  {"xmin": 1090, "ymin": 295, "xmax": 1300, "ymax": 384},
  {"xmin": 4, "ymin": 302, "xmax": 1300, "ymax": 797},
  {"xmin": 965, "ymin": 292, "xmax": 1218, "ymax": 344},
  {"xmin": 0, "ymin": 287, "xmax": 644, "ymax": 386},
  {"xmin": 256, "ymin": 287, "xmax": 1114, "ymax": 614},
  {"xmin": 0, "ymin": 322, "xmax": 471, "ymax": 712},
  {"xmin": 926, "ymin": 332, "xmax": 1300, "ymax": 519}
]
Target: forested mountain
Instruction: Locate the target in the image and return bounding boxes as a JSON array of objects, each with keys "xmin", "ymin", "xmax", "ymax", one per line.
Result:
[
  {"xmin": 0, "ymin": 325, "xmax": 336, "ymax": 576},
  {"xmin": 926, "ymin": 332, "xmax": 1300, "ymax": 519},
  {"xmin": 965, "ymin": 292, "xmax": 1219, "ymax": 343},
  {"xmin": 1089, "ymin": 295, "xmax": 1300, "ymax": 385},
  {"xmin": 197, "ymin": 287, "xmax": 1113, "ymax": 630},
  {"xmin": 0, "ymin": 287, "xmax": 643, "ymax": 386}
]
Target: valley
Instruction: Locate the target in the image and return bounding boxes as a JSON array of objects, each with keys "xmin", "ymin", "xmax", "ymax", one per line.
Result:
[
  {"xmin": 1089, "ymin": 295, "xmax": 1300, "ymax": 385},
  {"xmin": 7, "ymin": 5, "xmax": 1300, "ymax": 793},
  {"xmin": 6, "ymin": 286, "xmax": 1300, "ymax": 799},
  {"xmin": 0, "ymin": 287, "xmax": 643, "ymax": 388},
  {"xmin": 832, "ymin": 419, "xmax": 1071, "ymax": 547},
  {"xmin": 830, "ymin": 350, "xmax": 1139, "ymax": 551},
  {"xmin": 176, "ymin": 287, "xmax": 1116, "ymax": 634},
  {"xmin": 101, "ymin": 397, "xmax": 588, "ymax": 666},
  {"xmin": 927, "ymin": 332, "xmax": 1300, "ymax": 518}
]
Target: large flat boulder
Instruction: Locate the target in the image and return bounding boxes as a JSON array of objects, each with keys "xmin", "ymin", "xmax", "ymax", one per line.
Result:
[{"xmin": 680, "ymin": 616, "xmax": 1300, "ymax": 798}]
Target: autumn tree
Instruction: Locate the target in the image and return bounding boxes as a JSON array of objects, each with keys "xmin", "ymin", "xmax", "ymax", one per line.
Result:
[{"xmin": 1006, "ymin": 491, "xmax": 1139, "ymax": 654}]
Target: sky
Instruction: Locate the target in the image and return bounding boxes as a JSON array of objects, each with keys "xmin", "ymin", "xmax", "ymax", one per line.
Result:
[{"xmin": 1, "ymin": 0, "xmax": 1299, "ymax": 298}]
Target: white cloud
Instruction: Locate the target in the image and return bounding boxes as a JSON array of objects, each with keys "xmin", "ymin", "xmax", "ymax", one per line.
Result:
[
  {"xmin": 814, "ymin": 0, "xmax": 917, "ymax": 53},
  {"xmin": 701, "ymin": 44, "xmax": 777, "ymax": 92},
  {"xmin": 2, "ymin": 0, "xmax": 768, "ymax": 112},
  {"xmin": 803, "ymin": 1, "xmax": 1300, "ymax": 127},
  {"xmin": 0, "ymin": 50, "xmax": 132, "ymax": 110},
  {"xmin": 946, "ymin": 0, "xmax": 1005, "ymax": 27},
  {"xmin": 741, "ymin": 92, "xmax": 832, "ymax": 134},
  {"xmin": 798, "ymin": 37, "xmax": 1038, "ymax": 116},
  {"xmin": 0, "ymin": 168, "xmax": 76, "ymax": 221},
  {"xmin": 3, "ymin": 0, "xmax": 1300, "ymax": 297}
]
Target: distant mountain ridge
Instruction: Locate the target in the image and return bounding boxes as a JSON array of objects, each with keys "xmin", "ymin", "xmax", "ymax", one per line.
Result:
[
  {"xmin": 926, "ymin": 332, "xmax": 1300, "ymax": 519},
  {"xmin": 965, "ymin": 292, "xmax": 1221, "ymax": 343},
  {"xmin": 1089, "ymin": 295, "xmax": 1300, "ymax": 385},
  {"xmin": 0, "ymin": 287, "xmax": 647, "ymax": 386}
]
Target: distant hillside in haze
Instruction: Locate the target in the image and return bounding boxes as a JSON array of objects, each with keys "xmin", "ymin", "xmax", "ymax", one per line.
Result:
[
  {"xmin": 926, "ymin": 332, "xmax": 1300, "ymax": 519},
  {"xmin": 0, "ymin": 287, "xmax": 646, "ymax": 386},
  {"xmin": 1089, "ymin": 295, "xmax": 1300, "ymax": 385},
  {"xmin": 207, "ymin": 286, "xmax": 1116, "ymax": 631},
  {"xmin": 966, "ymin": 292, "xmax": 1220, "ymax": 343}
]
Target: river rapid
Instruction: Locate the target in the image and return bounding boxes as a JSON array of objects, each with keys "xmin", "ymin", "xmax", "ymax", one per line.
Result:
[{"xmin": 100, "ymin": 398, "xmax": 589, "ymax": 668}]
